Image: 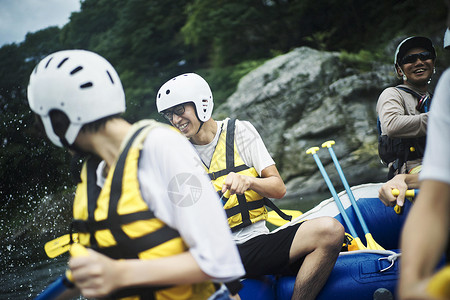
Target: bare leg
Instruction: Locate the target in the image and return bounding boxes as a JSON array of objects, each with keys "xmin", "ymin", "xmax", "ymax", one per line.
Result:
[{"xmin": 289, "ymin": 217, "xmax": 344, "ymax": 300}]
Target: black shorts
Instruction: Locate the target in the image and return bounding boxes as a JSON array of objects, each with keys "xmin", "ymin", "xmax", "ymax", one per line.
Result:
[{"xmin": 237, "ymin": 223, "xmax": 303, "ymax": 277}]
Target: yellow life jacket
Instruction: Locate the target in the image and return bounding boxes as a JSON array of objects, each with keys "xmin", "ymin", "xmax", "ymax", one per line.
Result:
[
  {"xmin": 206, "ymin": 118, "xmax": 291, "ymax": 232},
  {"xmin": 72, "ymin": 120, "xmax": 215, "ymax": 300}
]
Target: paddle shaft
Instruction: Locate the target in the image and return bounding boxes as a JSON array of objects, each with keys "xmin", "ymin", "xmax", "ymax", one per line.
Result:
[
  {"xmin": 309, "ymin": 152, "xmax": 360, "ymax": 239},
  {"xmin": 324, "ymin": 146, "xmax": 370, "ymax": 234},
  {"xmin": 35, "ymin": 244, "xmax": 88, "ymax": 300},
  {"xmin": 34, "ymin": 275, "xmax": 74, "ymax": 300}
]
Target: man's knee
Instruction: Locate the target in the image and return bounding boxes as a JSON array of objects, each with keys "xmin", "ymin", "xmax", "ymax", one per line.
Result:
[{"xmin": 313, "ymin": 217, "xmax": 345, "ymax": 247}]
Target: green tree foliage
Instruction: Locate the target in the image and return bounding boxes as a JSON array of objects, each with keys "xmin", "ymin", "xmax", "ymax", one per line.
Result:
[
  {"xmin": 0, "ymin": 36, "xmax": 72, "ymax": 206},
  {"xmin": 0, "ymin": 0, "xmax": 447, "ymax": 206}
]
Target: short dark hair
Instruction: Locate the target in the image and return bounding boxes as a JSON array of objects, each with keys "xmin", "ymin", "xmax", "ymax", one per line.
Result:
[
  {"xmin": 80, "ymin": 114, "xmax": 122, "ymax": 133},
  {"xmin": 34, "ymin": 110, "xmax": 121, "ymax": 142}
]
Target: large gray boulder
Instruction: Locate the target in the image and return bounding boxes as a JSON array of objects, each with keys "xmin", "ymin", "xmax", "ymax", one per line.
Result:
[{"xmin": 216, "ymin": 47, "xmax": 397, "ymax": 197}]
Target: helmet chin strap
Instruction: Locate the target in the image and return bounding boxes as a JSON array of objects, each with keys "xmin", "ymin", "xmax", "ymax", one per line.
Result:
[
  {"xmin": 60, "ymin": 136, "xmax": 93, "ymax": 184},
  {"xmin": 192, "ymin": 108, "xmax": 205, "ymax": 135},
  {"xmin": 196, "ymin": 121, "xmax": 205, "ymax": 134}
]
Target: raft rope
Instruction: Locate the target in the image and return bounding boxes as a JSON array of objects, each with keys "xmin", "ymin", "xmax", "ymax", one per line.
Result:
[{"xmin": 338, "ymin": 249, "xmax": 400, "ymax": 273}]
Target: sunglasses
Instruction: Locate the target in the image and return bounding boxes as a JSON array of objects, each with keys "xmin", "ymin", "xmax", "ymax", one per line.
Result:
[
  {"xmin": 400, "ymin": 51, "xmax": 435, "ymax": 65},
  {"xmin": 161, "ymin": 104, "xmax": 185, "ymax": 121}
]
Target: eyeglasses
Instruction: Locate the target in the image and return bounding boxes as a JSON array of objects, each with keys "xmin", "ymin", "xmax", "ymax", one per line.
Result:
[
  {"xmin": 161, "ymin": 104, "xmax": 185, "ymax": 121},
  {"xmin": 400, "ymin": 51, "xmax": 435, "ymax": 65}
]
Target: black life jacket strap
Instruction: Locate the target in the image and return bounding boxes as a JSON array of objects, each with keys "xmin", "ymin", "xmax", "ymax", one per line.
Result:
[
  {"xmin": 86, "ymin": 156, "xmax": 102, "ymax": 249},
  {"xmin": 226, "ymin": 196, "xmax": 292, "ymax": 232},
  {"xmin": 395, "ymin": 86, "xmax": 422, "ymax": 99},
  {"xmin": 225, "ymin": 198, "xmax": 265, "ymax": 219},
  {"xmin": 208, "ymin": 164, "xmax": 249, "ymax": 180},
  {"xmin": 91, "ymin": 225, "xmax": 181, "ymax": 260},
  {"xmin": 226, "ymin": 118, "xmax": 236, "ymax": 170},
  {"xmin": 264, "ymin": 198, "xmax": 292, "ymax": 222},
  {"xmin": 72, "ymin": 210, "xmax": 157, "ymax": 232},
  {"xmin": 108, "ymin": 126, "xmax": 148, "ymax": 259}
]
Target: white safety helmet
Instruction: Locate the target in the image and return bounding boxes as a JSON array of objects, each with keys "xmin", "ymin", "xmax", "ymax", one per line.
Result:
[
  {"xmin": 156, "ymin": 73, "xmax": 213, "ymax": 122},
  {"xmin": 27, "ymin": 49, "xmax": 125, "ymax": 147},
  {"xmin": 394, "ymin": 36, "xmax": 436, "ymax": 66}
]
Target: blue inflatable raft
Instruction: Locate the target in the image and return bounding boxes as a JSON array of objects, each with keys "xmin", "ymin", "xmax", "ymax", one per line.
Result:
[{"xmin": 239, "ymin": 183, "xmax": 412, "ymax": 300}]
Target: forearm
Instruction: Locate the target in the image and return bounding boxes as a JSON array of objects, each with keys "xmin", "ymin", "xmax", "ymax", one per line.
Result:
[
  {"xmin": 119, "ymin": 252, "xmax": 211, "ymax": 288},
  {"xmin": 70, "ymin": 250, "xmax": 212, "ymax": 298},
  {"xmin": 403, "ymin": 173, "xmax": 420, "ymax": 189},
  {"xmin": 222, "ymin": 165, "xmax": 286, "ymax": 199},
  {"xmin": 383, "ymin": 114, "xmax": 428, "ymax": 138},
  {"xmin": 399, "ymin": 180, "xmax": 450, "ymax": 295},
  {"xmin": 249, "ymin": 175, "xmax": 286, "ymax": 199}
]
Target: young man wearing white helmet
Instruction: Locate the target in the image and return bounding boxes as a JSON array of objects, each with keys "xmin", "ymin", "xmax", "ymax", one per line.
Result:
[
  {"xmin": 27, "ymin": 50, "xmax": 244, "ymax": 299},
  {"xmin": 156, "ymin": 73, "xmax": 345, "ymax": 300},
  {"xmin": 376, "ymin": 36, "xmax": 436, "ymax": 180}
]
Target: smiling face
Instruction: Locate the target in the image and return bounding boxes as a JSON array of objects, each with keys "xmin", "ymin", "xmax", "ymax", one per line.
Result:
[
  {"xmin": 169, "ymin": 102, "xmax": 202, "ymax": 138},
  {"xmin": 396, "ymin": 47, "xmax": 435, "ymax": 88}
]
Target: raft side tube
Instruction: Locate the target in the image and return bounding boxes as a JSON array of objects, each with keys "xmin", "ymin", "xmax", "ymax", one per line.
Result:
[{"xmin": 276, "ymin": 250, "xmax": 400, "ymax": 300}]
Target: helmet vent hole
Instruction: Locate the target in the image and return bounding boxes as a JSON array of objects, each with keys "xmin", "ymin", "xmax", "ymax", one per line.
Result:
[
  {"xmin": 202, "ymin": 100, "xmax": 208, "ymax": 112},
  {"xmin": 57, "ymin": 58, "xmax": 69, "ymax": 68},
  {"xmin": 70, "ymin": 66, "xmax": 83, "ymax": 75},
  {"xmin": 45, "ymin": 57, "xmax": 53, "ymax": 68},
  {"xmin": 165, "ymin": 89, "xmax": 170, "ymax": 95},
  {"xmin": 80, "ymin": 82, "xmax": 93, "ymax": 89},
  {"xmin": 106, "ymin": 70, "xmax": 114, "ymax": 84}
]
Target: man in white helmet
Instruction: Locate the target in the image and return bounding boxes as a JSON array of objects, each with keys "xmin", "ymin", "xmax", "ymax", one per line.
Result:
[
  {"xmin": 156, "ymin": 73, "xmax": 345, "ymax": 300},
  {"xmin": 376, "ymin": 36, "xmax": 436, "ymax": 180},
  {"xmin": 27, "ymin": 50, "xmax": 244, "ymax": 299}
]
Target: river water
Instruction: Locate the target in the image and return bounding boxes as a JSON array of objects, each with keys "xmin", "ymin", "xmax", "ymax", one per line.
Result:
[{"xmin": 0, "ymin": 191, "xmax": 329, "ymax": 299}]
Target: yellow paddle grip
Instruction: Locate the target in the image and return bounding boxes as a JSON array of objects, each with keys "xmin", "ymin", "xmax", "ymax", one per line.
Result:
[
  {"xmin": 321, "ymin": 140, "xmax": 335, "ymax": 148},
  {"xmin": 65, "ymin": 244, "xmax": 89, "ymax": 282},
  {"xmin": 427, "ymin": 266, "xmax": 450, "ymax": 298},
  {"xmin": 306, "ymin": 147, "xmax": 320, "ymax": 155},
  {"xmin": 392, "ymin": 189, "xmax": 416, "ymax": 214}
]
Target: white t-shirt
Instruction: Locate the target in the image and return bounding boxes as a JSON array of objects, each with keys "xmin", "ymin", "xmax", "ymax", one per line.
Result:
[
  {"xmin": 420, "ymin": 69, "xmax": 450, "ymax": 185},
  {"xmin": 97, "ymin": 124, "xmax": 244, "ymax": 282},
  {"xmin": 193, "ymin": 119, "xmax": 276, "ymax": 244}
]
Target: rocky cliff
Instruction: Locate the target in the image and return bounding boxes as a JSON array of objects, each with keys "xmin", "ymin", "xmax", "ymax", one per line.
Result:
[{"xmin": 216, "ymin": 47, "xmax": 398, "ymax": 198}]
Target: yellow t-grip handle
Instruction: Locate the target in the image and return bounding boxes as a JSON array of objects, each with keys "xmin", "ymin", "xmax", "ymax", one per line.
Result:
[
  {"xmin": 392, "ymin": 189, "xmax": 416, "ymax": 214},
  {"xmin": 321, "ymin": 140, "xmax": 336, "ymax": 148},
  {"xmin": 306, "ymin": 147, "xmax": 320, "ymax": 155},
  {"xmin": 392, "ymin": 189, "xmax": 416, "ymax": 197},
  {"xmin": 427, "ymin": 266, "xmax": 450, "ymax": 298},
  {"xmin": 65, "ymin": 244, "xmax": 89, "ymax": 282}
]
